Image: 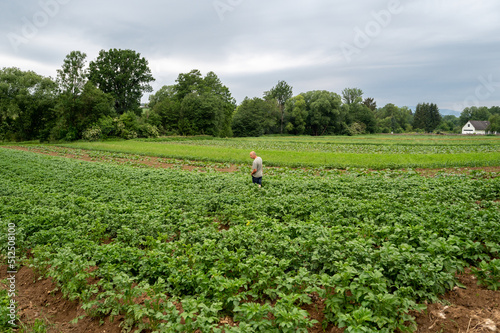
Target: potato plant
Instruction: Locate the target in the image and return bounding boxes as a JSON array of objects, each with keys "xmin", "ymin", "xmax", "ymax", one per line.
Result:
[{"xmin": 1, "ymin": 148, "xmax": 499, "ymax": 332}]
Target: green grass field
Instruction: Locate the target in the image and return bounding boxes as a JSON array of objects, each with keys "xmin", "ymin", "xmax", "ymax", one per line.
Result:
[{"xmin": 60, "ymin": 135, "xmax": 500, "ymax": 169}]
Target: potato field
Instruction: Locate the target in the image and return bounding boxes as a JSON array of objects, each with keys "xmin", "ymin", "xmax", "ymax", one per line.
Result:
[{"xmin": 1, "ymin": 135, "xmax": 499, "ymax": 332}]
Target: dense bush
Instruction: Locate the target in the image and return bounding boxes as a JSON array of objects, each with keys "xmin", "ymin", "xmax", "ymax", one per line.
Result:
[{"xmin": 81, "ymin": 112, "xmax": 160, "ymax": 140}]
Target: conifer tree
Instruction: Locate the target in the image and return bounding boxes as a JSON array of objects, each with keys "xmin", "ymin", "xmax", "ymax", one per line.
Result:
[{"xmin": 414, "ymin": 103, "xmax": 441, "ymax": 132}]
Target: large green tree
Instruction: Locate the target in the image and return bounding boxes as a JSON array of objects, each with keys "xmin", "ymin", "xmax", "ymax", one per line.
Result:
[
  {"xmin": 413, "ymin": 103, "xmax": 441, "ymax": 132},
  {"xmin": 375, "ymin": 104, "xmax": 413, "ymax": 133},
  {"xmin": 264, "ymin": 80, "xmax": 293, "ymax": 134},
  {"xmin": 459, "ymin": 106, "xmax": 491, "ymax": 126},
  {"xmin": 89, "ymin": 49, "xmax": 154, "ymax": 115},
  {"xmin": 52, "ymin": 52, "xmax": 116, "ymax": 140},
  {"xmin": 150, "ymin": 70, "xmax": 235, "ymax": 137},
  {"xmin": 0, "ymin": 67, "xmax": 57, "ymax": 141},
  {"xmin": 232, "ymin": 97, "xmax": 278, "ymax": 137},
  {"xmin": 52, "ymin": 81, "xmax": 115, "ymax": 141},
  {"xmin": 489, "ymin": 106, "xmax": 500, "ymax": 116},
  {"xmin": 174, "ymin": 69, "xmax": 204, "ymax": 100},
  {"xmin": 438, "ymin": 115, "xmax": 460, "ymax": 133},
  {"xmin": 54, "ymin": 51, "xmax": 88, "ymax": 139},
  {"xmin": 488, "ymin": 114, "xmax": 500, "ymax": 133},
  {"xmin": 363, "ymin": 97, "xmax": 377, "ymax": 111},
  {"xmin": 340, "ymin": 88, "xmax": 377, "ymax": 134},
  {"xmin": 342, "ymin": 87, "xmax": 364, "ymax": 106},
  {"xmin": 232, "ymin": 97, "xmax": 265, "ymax": 137},
  {"xmin": 200, "ymin": 71, "xmax": 235, "ymax": 137},
  {"xmin": 350, "ymin": 103, "xmax": 377, "ymax": 134},
  {"xmin": 148, "ymin": 85, "xmax": 180, "ymax": 134},
  {"xmin": 300, "ymin": 90, "xmax": 342, "ymax": 136},
  {"xmin": 285, "ymin": 95, "xmax": 308, "ymax": 135},
  {"xmin": 56, "ymin": 51, "xmax": 88, "ymax": 96}
]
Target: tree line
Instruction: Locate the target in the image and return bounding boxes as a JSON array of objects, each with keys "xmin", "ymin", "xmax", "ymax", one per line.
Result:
[{"xmin": 1, "ymin": 49, "xmax": 500, "ymax": 142}]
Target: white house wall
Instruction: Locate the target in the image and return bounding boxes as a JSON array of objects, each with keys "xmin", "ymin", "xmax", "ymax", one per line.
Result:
[{"xmin": 462, "ymin": 121, "xmax": 475, "ymax": 134}]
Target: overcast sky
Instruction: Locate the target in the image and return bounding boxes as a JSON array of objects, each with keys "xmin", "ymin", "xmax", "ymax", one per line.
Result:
[{"xmin": 2, "ymin": 0, "xmax": 500, "ymax": 111}]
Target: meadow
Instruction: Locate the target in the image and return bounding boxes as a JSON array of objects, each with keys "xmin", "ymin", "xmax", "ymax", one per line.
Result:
[{"xmin": 1, "ymin": 135, "xmax": 499, "ymax": 332}]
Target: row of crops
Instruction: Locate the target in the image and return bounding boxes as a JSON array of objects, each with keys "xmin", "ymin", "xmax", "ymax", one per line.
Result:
[
  {"xmin": 63, "ymin": 137, "xmax": 500, "ymax": 169},
  {"xmin": 144, "ymin": 137, "xmax": 500, "ymax": 154},
  {"xmin": 1, "ymin": 148, "xmax": 499, "ymax": 332}
]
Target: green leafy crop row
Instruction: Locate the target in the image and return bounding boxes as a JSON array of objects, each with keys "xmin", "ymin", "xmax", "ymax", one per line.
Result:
[{"xmin": 63, "ymin": 138, "xmax": 500, "ymax": 169}]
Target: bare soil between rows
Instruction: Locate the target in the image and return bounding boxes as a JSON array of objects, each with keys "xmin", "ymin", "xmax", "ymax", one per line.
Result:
[
  {"xmin": 2, "ymin": 265, "xmax": 499, "ymax": 333},
  {"xmin": 2, "ymin": 146, "xmax": 500, "ymax": 332},
  {"xmin": 3, "ymin": 146, "xmax": 240, "ymax": 173}
]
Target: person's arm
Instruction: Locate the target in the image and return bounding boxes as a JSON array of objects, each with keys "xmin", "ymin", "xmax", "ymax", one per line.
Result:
[{"xmin": 251, "ymin": 159, "xmax": 257, "ymax": 175}]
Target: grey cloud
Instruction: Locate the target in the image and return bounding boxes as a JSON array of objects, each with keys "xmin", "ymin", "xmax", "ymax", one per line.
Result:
[{"xmin": 1, "ymin": 0, "xmax": 500, "ymax": 110}]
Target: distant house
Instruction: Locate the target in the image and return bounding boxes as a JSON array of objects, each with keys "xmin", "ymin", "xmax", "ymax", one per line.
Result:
[{"xmin": 462, "ymin": 121, "xmax": 491, "ymax": 135}]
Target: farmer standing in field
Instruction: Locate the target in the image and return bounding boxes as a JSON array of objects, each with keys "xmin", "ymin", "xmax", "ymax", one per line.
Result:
[{"xmin": 249, "ymin": 151, "xmax": 263, "ymax": 187}]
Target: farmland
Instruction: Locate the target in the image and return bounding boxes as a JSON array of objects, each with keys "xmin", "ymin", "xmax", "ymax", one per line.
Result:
[
  {"xmin": 63, "ymin": 135, "xmax": 500, "ymax": 169},
  {"xmin": 1, "ymin": 135, "xmax": 500, "ymax": 332}
]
